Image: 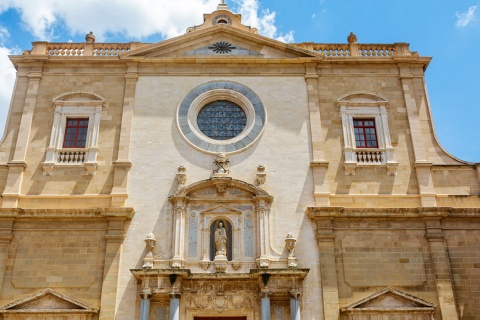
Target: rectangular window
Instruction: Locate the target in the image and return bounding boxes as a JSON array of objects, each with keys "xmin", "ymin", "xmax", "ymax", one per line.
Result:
[
  {"xmin": 63, "ymin": 118, "xmax": 89, "ymax": 148},
  {"xmin": 353, "ymin": 119, "xmax": 378, "ymax": 148}
]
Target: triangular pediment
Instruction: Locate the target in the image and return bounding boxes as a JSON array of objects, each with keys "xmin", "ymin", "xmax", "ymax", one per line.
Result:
[
  {"xmin": 201, "ymin": 204, "xmax": 243, "ymax": 215},
  {"xmin": 1, "ymin": 288, "xmax": 98, "ymax": 313},
  {"xmin": 121, "ymin": 26, "xmax": 317, "ymax": 59},
  {"xmin": 341, "ymin": 287, "xmax": 436, "ymax": 312}
]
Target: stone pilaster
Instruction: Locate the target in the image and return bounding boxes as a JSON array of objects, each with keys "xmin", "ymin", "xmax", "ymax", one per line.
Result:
[
  {"xmin": 305, "ymin": 62, "xmax": 330, "ymax": 206},
  {"xmin": 0, "ymin": 218, "xmax": 13, "ymax": 291},
  {"xmin": 2, "ymin": 63, "xmax": 43, "ymax": 208},
  {"xmin": 99, "ymin": 217, "xmax": 127, "ymax": 320},
  {"xmin": 111, "ymin": 62, "xmax": 138, "ymax": 207},
  {"xmin": 171, "ymin": 198, "xmax": 186, "ymax": 268},
  {"xmin": 315, "ymin": 217, "xmax": 339, "ymax": 320},
  {"xmin": 257, "ymin": 197, "xmax": 271, "ymax": 268},
  {"xmin": 424, "ymin": 216, "xmax": 459, "ymax": 320},
  {"xmin": 399, "ymin": 64, "xmax": 436, "ymax": 206}
]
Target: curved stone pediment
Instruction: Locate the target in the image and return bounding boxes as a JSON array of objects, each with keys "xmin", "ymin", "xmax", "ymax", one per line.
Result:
[{"xmin": 171, "ymin": 177, "xmax": 272, "ymax": 200}]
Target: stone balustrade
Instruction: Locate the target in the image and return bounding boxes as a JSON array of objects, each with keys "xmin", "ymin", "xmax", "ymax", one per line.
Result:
[
  {"xmin": 29, "ymin": 41, "xmax": 147, "ymax": 56},
  {"xmin": 355, "ymin": 150, "xmax": 384, "ymax": 164},
  {"xmin": 26, "ymin": 39, "xmax": 415, "ymax": 58},
  {"xmin": 293, "ymin": 42, "xmax": 415, "ymax": 57},
  {"xmin": 57, "ymin": 150, "xmax": 86, "ymax": 164}
]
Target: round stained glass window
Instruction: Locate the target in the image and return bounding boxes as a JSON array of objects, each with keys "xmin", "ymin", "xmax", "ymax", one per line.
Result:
[{"xmin": 197, "ymin": 100, "xmax": 247, "ymax": 140}]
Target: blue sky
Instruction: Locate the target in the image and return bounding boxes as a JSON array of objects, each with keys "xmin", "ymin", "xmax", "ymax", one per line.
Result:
[{"xmin": 0, "ymin": 0, "xmax": 478, "ymax": 162}]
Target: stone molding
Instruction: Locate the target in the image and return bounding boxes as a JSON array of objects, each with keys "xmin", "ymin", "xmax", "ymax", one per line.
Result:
[
  {"xmin": 0, "ymin": 288, "xmax": 98, "ymax": 316},
  {"xmin": 341, "ymin": 287, "xmax": 436, "ymax": 317},
  {"xmin": 0, "ymin": 207, "xmax": 135, "ymax": 219},
  {"xmin": 306, "ymin": 206, "xmax": 480, "ymax": 218}
]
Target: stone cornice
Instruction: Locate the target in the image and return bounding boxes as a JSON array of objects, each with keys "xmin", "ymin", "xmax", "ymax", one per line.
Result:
[
  {"xmin": 307, "ymin": 206, "xmax": 480, "ymax": 219},
  {"xmin": 0, "ymin": 207, "xmax": 135, "ymax": 219},
  {"xmin": 130, "ymin": 268, "xmax": 309, "ymax": 280}
]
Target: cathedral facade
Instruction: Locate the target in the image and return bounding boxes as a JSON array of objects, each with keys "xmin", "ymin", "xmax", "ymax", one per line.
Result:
[{"xmin": 0, "ymin": 3, "xmax": 478, "ymax": 320}]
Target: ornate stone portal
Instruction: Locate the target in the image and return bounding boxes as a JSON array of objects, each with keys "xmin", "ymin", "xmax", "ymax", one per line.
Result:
[
  {"xmin": 131, "ymin": 269, "xmax": 308, "ymax": 320},
  {"xmin": 132, "ymin": 157, "xmax": 309, "ymax": 319}
]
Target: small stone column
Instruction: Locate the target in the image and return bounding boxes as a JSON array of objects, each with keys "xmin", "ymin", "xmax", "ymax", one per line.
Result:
[
  {"xmin": 139, "ymin": 292, "xmax": 151, "ymax": 320},
  {"xmin": 169, "ymin": 293, "xmax": 181, "ymax": 320},
  {"xmin": 261, "ymin": 292, "xmax": 271, "ymax": 320},
  {"xmin": 289, "ymin": 292, "xmax": 301, "ymax": 320}
]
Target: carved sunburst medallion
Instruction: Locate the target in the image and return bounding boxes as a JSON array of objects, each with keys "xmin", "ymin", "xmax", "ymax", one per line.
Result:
[{"xmin": 208, "ymin": 41, "xmax": 236, "ymax": 54}]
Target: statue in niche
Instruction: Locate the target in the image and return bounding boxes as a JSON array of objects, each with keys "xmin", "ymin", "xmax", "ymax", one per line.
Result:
[{"xmin": 214, "ymin": 221, "xmax": 227, "ymax": 256}]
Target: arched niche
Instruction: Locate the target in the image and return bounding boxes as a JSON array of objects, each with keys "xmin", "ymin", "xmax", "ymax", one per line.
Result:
[
  {"xmin": 209, "ymin": 218, "xmax": 233, "ymax": 261},
  {"xmin": 168, "ymin": 177, "xmax": 273, "ymax": 271}
]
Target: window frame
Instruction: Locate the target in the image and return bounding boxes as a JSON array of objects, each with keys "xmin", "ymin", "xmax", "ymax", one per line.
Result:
[
  {"xmin": 42, "ymin": 92, "xmax": 106, "ymax": 175},
  {"xmin": 353, "ymin": 118, "xmax": 378, "ymax": 148},
  {"xmin": 337, "ymin": 92, "xmax": 398, "ymax": 175},
  {"xmin": 63, "ymin": 118, "xmax": 90, "ymax": 148}
]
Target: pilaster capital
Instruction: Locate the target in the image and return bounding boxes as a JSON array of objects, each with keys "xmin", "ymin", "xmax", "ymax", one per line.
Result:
[
  {"xmin": 169, "ymin": 293, "xmax": 182, "ymax": 299},
  {"xmin": 260, "ymin": 290, "xmax": 271, "ymax": 299},
  {"xmin": 140, "ymin": 291, "xmax": 151, "ymax": 300},
  {"xmin": 289, "ymin": 289, "xmax": 301, "ymax": 299}
]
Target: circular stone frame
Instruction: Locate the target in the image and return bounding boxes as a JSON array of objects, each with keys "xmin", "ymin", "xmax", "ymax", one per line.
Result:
[{"xmin": 177, "ymin": 81, "xmax": 266, "ymax": 154}]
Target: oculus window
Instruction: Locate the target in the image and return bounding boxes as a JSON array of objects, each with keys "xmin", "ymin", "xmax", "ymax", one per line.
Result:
[
  {"xmin": 197, "ymin": 101, "xmax": 247, "ymax": 140},
  {"xmin": 177, "ymin": 81, "xmax": 266, "ymax": 154}
]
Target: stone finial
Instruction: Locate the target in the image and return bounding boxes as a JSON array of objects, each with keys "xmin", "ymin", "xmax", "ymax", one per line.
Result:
[
  {"xmin": 347, "ymin": 32, "xmax": 357, "ymax": 44},
  {"xmin": 285, "ymin": 233, "xmax": 298, "ymax": 268},
  {"xmin": 85, "ymin": 31, "xmax": 96, "ymax": 43},
  {"xmin": 142, "ymin": 233, "xmax": 156, "ymax": 269}
]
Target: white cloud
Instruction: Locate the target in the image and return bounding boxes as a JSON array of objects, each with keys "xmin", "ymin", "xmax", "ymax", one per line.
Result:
[
  {"xmin": 456, "ymin": 5, "xmax": 477, "ymax": 27},
  {"xmin": 0, "ymin": 0, "xmax": 221, "ymax": 40},
  {"xmin": 0, "ymin": 46, "xmax": 17, "ymax": 140},
  {"xmin": 0, "ymin": 27, "xmax": 9, "ymax": 45},
  {"xmin": 233, "ymin": 0, "xmax": 294, "ymax": 42},
  {"xmin": 0, "ymin": 0, "xmax": 294, "ymax": 138}
]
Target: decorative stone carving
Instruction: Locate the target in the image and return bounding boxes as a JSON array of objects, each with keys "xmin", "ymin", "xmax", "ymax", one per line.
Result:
[
  {"xmin": 176, "ymin": 165, "xmax": 187, "ymax": 188},
  {"xmin": 84, "ymin": 162, "xmax": 98, "ymax": 176},
  {"xmin": 231, "ymin": 260, "xmax": 242, "ymax": 270},
  {"xmin": 142, "ymin": 233, "xmax": 156, "ymax": 269},
  {"xmin": 285, "ymin": 233, "xmax": 298, "ymax": 268},
  {"xmin": 386, "ymin": 162, "xmax": 399, "ymax": 176},
  {"xmin": 168, "ymin": 177, "xmax": 273, "ymax": 272},
  {"xmin": 42, "ymin": 162, "xmax": 55, "ymax": 176},
  {"xmin": 256, "ymin": 164, "xmax": 267, "ymax": 186},
  {"xmin": 199, "ymin": 259, "xmax": 210, "ymax": 270},
  {"xmin": 214, "ymin": 254, "xmax": 228, "ymax": 273},
  {"xmin": 212, "ymin": 177, "xmax": 231, "ymax": 194},
  {"xmin": 213, "ymin": 153, "xmax": 229, "ymax": 177},
  {"xmin": 257, "ymin": 257, "xmax": 270, "ymax": 268}
]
